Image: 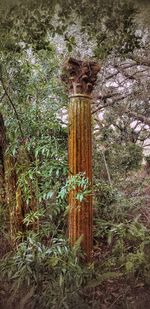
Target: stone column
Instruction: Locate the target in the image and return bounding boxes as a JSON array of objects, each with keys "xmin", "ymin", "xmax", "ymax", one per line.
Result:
[{"xmin": 62, "ymin": 58, "xmax": 100, "ymax": 261}]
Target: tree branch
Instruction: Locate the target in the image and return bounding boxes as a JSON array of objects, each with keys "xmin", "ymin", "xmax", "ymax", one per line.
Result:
[
  {"xmin": 0, "ymin": 76, "xmax": 24, "ymax": 140},
  {"xmin": 126, "ymin": 110, "xmax": 150, "ymax": 127}
]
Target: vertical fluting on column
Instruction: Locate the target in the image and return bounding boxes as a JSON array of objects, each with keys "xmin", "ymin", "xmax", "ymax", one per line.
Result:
[
  {"xmin": 62, "ymin": 58, "xmax": 100, "ymax": 261},
  {"xmin": 68, "ymin": 95, "xmax": 92, "ymax": 260}
]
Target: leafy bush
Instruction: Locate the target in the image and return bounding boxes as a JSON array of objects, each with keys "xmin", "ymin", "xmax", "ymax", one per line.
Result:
[
  {"xmin": 0, "ymin": 234, "xmax": 93, "ymax": 309},
  {"xmin": 105, "ymin": 143, "xmax": 143, "ymax": 176}
]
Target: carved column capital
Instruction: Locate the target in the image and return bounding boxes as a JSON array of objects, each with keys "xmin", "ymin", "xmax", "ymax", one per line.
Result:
[{"xmin": 62, "ymin": 58, "xmax": 100, "ymax": 96}]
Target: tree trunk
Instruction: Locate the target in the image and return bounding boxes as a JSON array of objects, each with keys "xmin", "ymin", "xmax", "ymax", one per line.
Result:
[
  {"xmin": 4, "ymin": 154, "xmax": 17, "ymax": 242},
  {"xmin": 0, "ymin": 114, "xmax": 6, "ymax": 206}
]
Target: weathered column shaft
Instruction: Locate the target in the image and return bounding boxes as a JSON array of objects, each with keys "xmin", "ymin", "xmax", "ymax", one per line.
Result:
[
  {"xmin": 68, "ymin": 95, "xmax": 92, "ymax": 258},
  {"xmin": 62, "ymin": 57, "xmax": 100, "ymax": 260}
]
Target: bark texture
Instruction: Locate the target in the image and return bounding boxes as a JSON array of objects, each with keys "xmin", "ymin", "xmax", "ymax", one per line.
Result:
[
  {"xmin": 0, "ymin": 114, "xmax": 6, "ymax": 206},
  {"xmin": 4, "ymin": 154, "xmax": 17, "ymax": 241}
]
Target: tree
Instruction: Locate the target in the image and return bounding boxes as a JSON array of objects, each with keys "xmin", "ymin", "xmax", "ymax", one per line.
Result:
[
  {"xmin": 0, "ymin": 44, "xmax": 68, "ymax": 242},
  {"xmin": 0, "ymin": 0, "xmax": 140, "ymax": 57},
  {"xmin": 0, "ymin": 113, "xmax": 6, "ymax": 206},
  {"xmin": 92, "ymin": 48, "xmax": 150, "ymax": 154}
]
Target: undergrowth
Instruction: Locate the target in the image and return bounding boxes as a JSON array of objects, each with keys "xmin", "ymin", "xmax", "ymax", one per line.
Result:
[{"xmin": 1, "ymin": 171, "xmax": 150, "ymax": 309}]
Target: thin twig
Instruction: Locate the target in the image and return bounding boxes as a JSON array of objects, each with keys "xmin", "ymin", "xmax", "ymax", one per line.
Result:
[{"xmin": 108, "ymin": 286, "xmax": 130, "ymax": 309}]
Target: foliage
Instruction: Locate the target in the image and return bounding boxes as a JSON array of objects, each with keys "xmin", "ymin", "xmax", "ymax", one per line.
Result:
[
  {"xmin": 105, "ymin": 143, "xmax": 143, "ymax": 176},
  {"xmin": 0, "ymin": 234, "xmax": 93, "ymax": 308},
  {"xmin": 0, "ymin": 0, "xmax": 141, "ymax": 58},
  {"xmin": 0, "ymin": 0, "xmax": 150, "ymax": 307},
  {"xmin": 94, "ymin": 143, "xmax": 143, "ymax": 187},
  {"xmin": 59, "ymin": 172, "xmax": 92, "ymax": 202},
  {"xmin": 0, "ymin": 43, "xmax": 67, "ymax": 221}
]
